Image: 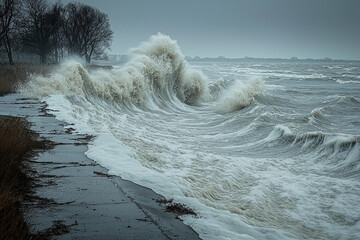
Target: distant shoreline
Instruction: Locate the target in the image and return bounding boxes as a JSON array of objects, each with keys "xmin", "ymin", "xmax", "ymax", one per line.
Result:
[
  {"xmin": 185, "ymin": 57, "xmax": 360, "ymax": 63},
  {"xmin": 94, "ymin": 55, "xmax": 360, "ymax": 66}
]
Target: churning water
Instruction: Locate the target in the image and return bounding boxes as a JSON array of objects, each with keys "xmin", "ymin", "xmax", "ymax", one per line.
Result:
[{"xmin": 21, "ymin": 34, "xmax": 360, "ymax": 239}]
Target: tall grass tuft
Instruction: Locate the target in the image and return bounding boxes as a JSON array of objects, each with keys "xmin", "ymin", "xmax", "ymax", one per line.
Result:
[
  {"xmin": 0, "ymin": 116, "xmax": 49, "ymax": 240},
  {"xmin": 0, "ymin": 63, "xmax": 54, "ymax": 96}
]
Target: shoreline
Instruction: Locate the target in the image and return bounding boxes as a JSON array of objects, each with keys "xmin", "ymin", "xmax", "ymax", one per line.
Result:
[{"xmin": 0, "ymin": 93, "xmax": 201, "ymax": 239}]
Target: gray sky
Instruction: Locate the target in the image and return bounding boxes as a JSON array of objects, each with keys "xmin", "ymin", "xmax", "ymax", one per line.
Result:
[{"xmin": 54, "ymin": 0, "xmax": 360, "ymax": 60}]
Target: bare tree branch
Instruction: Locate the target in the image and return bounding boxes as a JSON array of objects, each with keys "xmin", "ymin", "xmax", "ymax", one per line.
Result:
[
  {"xmin": 63, "ymin": 3, "xmax": 113, "ymax": 65},
  {"xmin": 18, "ymin": 0, "xmax": 62, "ymax": 64}
]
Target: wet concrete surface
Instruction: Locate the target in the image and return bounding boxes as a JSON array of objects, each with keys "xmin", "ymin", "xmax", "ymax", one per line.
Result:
[{"xmin": 0, "ymin": 94, "xmax": 201, "ymax": 240}]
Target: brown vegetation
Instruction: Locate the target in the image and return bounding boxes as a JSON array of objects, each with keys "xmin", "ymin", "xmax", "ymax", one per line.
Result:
[
  {"xmin": 0, "ymin": 63, "xmax": 54, "ymax": 96},
  {"xmin": 0, "ymin": 115, "xmax": 49, "ymax": 240},
  {"xmin": 156, "ymin": 198, "xmax": 197, "ymax": 217}
]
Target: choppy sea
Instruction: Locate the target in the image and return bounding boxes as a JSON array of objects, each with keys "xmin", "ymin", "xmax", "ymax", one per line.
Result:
[{"xmin": 22, "ymin": 34, "xmax": 360, "ymax": 240}]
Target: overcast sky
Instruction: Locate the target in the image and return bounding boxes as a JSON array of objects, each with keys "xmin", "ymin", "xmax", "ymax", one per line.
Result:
[{"xmin": 53, "ymin": 0, "xmax": 360, "ymax": 60}]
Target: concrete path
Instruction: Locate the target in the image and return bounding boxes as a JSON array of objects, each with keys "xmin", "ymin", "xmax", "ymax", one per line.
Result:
[{"xmin": 0, "ymin": 94, "xmax": 201, "ymax": 240}]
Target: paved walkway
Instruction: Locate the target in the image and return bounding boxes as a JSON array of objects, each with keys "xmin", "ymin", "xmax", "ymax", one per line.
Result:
[{"xmin": 0, "ymin": 94, "xmax": 201, "ymax": 240}]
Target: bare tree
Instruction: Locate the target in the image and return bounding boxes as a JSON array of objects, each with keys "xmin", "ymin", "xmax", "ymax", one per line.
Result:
[
  {"xmin": 62, "ymin": 3, "xmax": 82, "ymax": 56},
  {"xmin": 51, "ymin": 2, "xmax": 66, "ymax": 63},
  {"xmin": 0, "ymin": 0, "xmax": 15, "ymax": 64},
  {"xmin": 63, "ymin": 3, "xmax": 113, "ymax": 65},
  {"xmin": 0, "ymin": 0, "xmax": 12, "ymax": 41},
  {"xmin": 18, "ymin": 0, "xmax": 62, "ymax": 64}
]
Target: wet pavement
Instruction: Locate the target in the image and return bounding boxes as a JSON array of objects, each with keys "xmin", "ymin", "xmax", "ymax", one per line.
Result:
[{"xmin": 0, "ymin": 93, "xmax": 200, "ymax": 240}]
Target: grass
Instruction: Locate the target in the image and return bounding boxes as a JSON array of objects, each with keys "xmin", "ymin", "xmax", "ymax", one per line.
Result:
[
  {"xmin": 0, "ymin": 63, "xmax": 54, "ymax": 96},
  {"xmin": 0, "ymin": 115, "xmax": 50, "ymax": 240}
]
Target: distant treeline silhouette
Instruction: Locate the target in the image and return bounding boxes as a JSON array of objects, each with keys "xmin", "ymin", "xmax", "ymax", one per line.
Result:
[{"xmin": 0, "ymin": 0, "xmax": 113, "ymax": 65}]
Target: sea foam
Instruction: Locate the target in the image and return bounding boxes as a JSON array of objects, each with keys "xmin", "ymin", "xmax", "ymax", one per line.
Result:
[
  {"xmin": 214, "ymin": 78, "xmax": 264, "ymax": 113},
  {"xmin": 20, "ymin": 33, "xmax": 208, "ymax": 107}
]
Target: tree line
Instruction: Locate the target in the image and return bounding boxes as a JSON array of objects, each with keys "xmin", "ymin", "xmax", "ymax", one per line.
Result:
[{"xmin": 0, "ymin": 0, "xmax": 113, "ymax": 65}]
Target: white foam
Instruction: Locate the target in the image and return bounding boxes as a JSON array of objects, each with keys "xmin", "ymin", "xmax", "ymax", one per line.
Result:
[
  {"xmin": 214, "ymin": 78, "xmax": 264, "ymax": 113},
  {"xmin": 19, "ymin": 35, "xmax": 360, "ymax": 240},
  {"xmin": 336, "ymin": 79, "xmax": 360, "ymax": 84},
  {"xmin": 20, "ymin": 33, "xmax": 208, "ymax": 106}
]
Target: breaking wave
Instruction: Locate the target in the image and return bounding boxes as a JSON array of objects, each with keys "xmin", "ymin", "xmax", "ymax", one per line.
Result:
[
  {"xmin": 21, "ymin": 33, "xmax": 209, "ymax": 106},
  {"xmin": 268, "ymin": 125, "xmax": 360, "ymax": 176},
  {"xmin": 16, "ymin": 36, "xmax": 360, "ymax": 240},
  {"xmin": 20, "ymin": 33, "xmax": 263, "ymax": 112},
  {"xmin": 214, "ymin": 78, "xmax": 264, "ymax": 113}
]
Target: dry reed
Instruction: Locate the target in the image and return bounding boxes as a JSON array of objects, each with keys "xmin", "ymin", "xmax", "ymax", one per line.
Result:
[
  {"xmin": 0, "ymin": 64, "xmax": 54, "ymax": 96},
  {"xmin": 0, "ymin": 116, "xmax": 49, "ymax": 240}
]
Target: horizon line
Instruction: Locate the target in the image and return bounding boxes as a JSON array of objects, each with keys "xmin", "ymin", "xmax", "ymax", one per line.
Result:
[{"xmin": 107, "ymin": 54, "xmax": 360, "ymax": 62}]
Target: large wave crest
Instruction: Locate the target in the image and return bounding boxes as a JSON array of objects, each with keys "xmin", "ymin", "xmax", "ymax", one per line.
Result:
[
  {"xmin": 20, "ymin": 33, "xmax": 265, "ymax": 112},
  {"xmin": 20, "ymin": 33, "xmax": 208, "ymax": 106}
]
